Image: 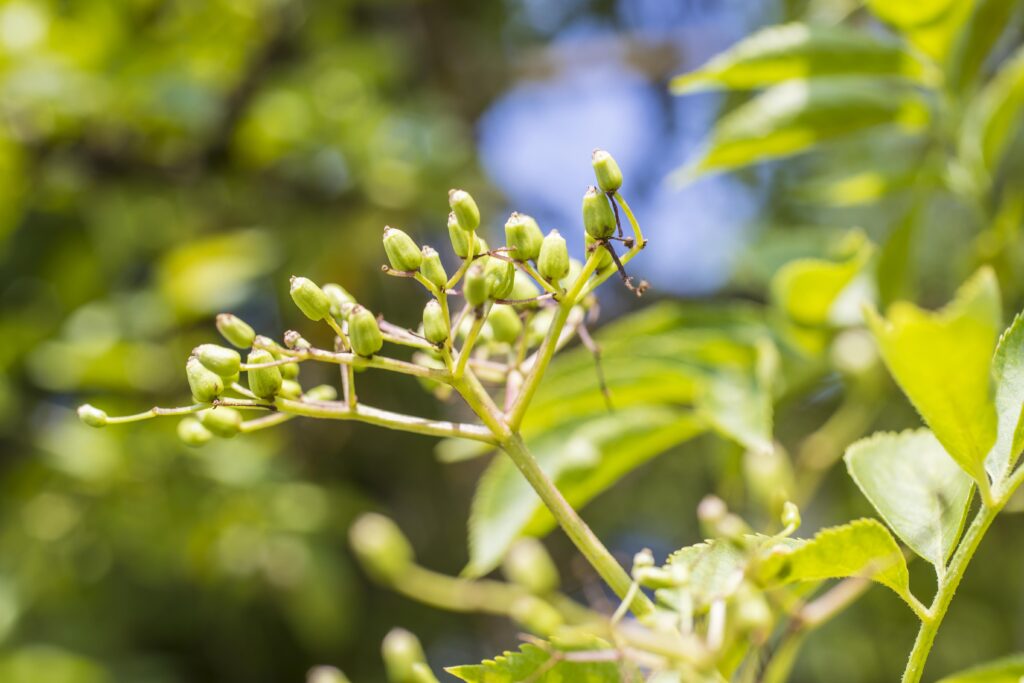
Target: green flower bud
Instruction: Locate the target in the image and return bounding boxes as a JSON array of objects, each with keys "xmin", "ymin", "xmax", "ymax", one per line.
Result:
[
  {"xmin": 504, "ymin": 212, "xmax": 544, "ymax": 261},
  {"xmin": 77, "ymin": 404, "xmax": 108, "ymax": 428},
  {"xmin": 463, "ymin": 263, "xmax": 490, "ymax": 308},
  {"xmin": 448, "ymin": 214, "xmax": 488, "ymax": 259},
  {"xmin": 585, "ymin": 232, "xmax": 613, "ymax": 270},
  {"xmin": 591, "ymin": 148, "xmax": 623, "ymax": 193},
  {"xmin": 509, "ymin": 270, "xmax": 540, "ymax": 302},
  {"xmin": 290, "ymin": 276, "xmax": 332, "ymax": 322},
  {"xmin": 177, "ymin": 417, "xmax": 212, "ymax": 446},
  {"xmin": 216, "ymin": 314, "xmax": 256, "ymax": 349},
  {"xmin": 781, "ymin": 501, "xmax": 801, "ymax": 531},
  {"xmin": 410, "ymin": 663, "xmax": 440, "ymax": 683},
  {"xmin": 383, "ymin": 226, "xmax": 423, "ymax": 272},
  {"xmin": 486, "ymin": 304, "xmax": 523, "ymax": 344},
  {"xmin": 349, "ymin": 305, "xmax": 383, "ymax": 357},
  {"xmin": 246, "ymin": 349, "xmax": 283, "ymax": 398},
  {"xmin": 537, "ymin": 230, "xmax": 569, "ymax": 282},
  {"xmin": 484, "ymin": 256, "xmax": 515, "ymax": 299},
  {"xmin": 304, "ymin": 384, "xmax": 338, "ymax": 401},
  {"xmin": 632, "ymin": 548, "xmax": 656, "ymax": 572},
  {"xmin": 382, "ymin": 628, "xmax": 427, "ymax": 683},
  {"xmin": 283, "ymin": 330, "xmax": 312, "ymax": 350},
  {"xmin": 502, "ymin": 538, "xmax": 559, "ymax": 594},
  {"xmin": 187, "ymin": 356, "xmax": 225, "ymax": 402},
  {"xmin": 199, "ymin": 407, "xmax": 242, "ymax": 438},
  {"xmin": 419, "ymin": 246, "xmax": 447, "ymax": 290},
  {"xmin": 224, "ymin": 372, "xmax": 240, "ymax": 387},
  {"xmin": 422, "ymin": 300, "xmax": 449, "ymax": 344},
  {"xmin": 323, "ymin": 284, "xmax": 357, "ymax": 321},
  {"xmin": 279, "ymin": 379, "xmax": 303, "ymax": 398},
  {"xmin": 448, "ymin": 189, "xmax": 480, "ymax": 232},
  {"xmin": 510, "ymin": 596, "xmax": 564, "ymax": 636},
  {"xmin": 350, "ymin": 513, "xmax": 414, "ymax": 583},
  {"xmin": 194, "ymin": 344, "xmax": 241, "ymax": 377},
  {"xmin": 307, "ymin": 666, "xmax": 352, "ymax": 683},
  {"xmin": 582, "ymin": 185, "xmax": 616, "ymax": 239},
  {"xmin": 280, "ymin": 362, "xmax": 300, "ymax": 380}
]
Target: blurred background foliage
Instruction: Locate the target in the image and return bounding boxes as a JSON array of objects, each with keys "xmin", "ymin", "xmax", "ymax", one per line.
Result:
[{"xmin": 2, "ymin": 0, "xmax": 1024, "ymax": 681}]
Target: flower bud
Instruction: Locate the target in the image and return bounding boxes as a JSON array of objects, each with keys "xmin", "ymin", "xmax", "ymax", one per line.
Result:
[
  {"xmin": 448, "ymin": 189, "xmax": 480, "ymax": 232},
  {"xmin": 77, "ymin": 404, "xmax": 108, "ymax": 427},
  {"xmin": 484, "ymin": 256, "xmax": 515, "ymax": 299},
  {"xmin": 410, "ymin": 663, "xmax": 440, "ymax": 683},
  {"xmin": 510, "ymin": 596, "xmax": 564, "ymax": 635},
  {"xmin": 781, "ymin": 501, "xmax": 801, "ymax": 531},
  {"xmin": 290, "ymin": 276, "xmax": 332, "ymax": 322},
  {"xmin": 323, "ymin": 284, "xmax": 357, "ymax": 321},
  {"xmin": 582, "ymin": 185, "xmax": 616, "ymax": 239},
  {"xmin": 216, "ymin": 313, "xmax": 256, "ymax": 349},
  {"xmin": 591, "ymin": 148, "xmax": 623, "ymax": 193},
  {"xmin": 194, "ymin": 344, "xmax": 241, "ymax": 377},
  {"xmin": 382, "ymin": 628, "xmax": 427, "ymax": 683},
  {"xmin": 419, "ymin": 246, "xmax": 447, "ymax": 290},
  {"xmin": 307, "ymin": 666, "xmax": 351, "ymax": 683},
  {"xmin": 304, "ymin": 384, "xmax": 338, "ymax": 401},
  {"xmin": 283, "ymin": 330, "xmax": 312, "ymax": 350},
  {"xmin": 448, "ymin": 214, "xmax": 487, "ymax": 259},
  {"xmin": 537, "ymin": 230, "xmax": 569, "ymax": 282},
  {"xmin": 463, "ymin": 263, "xmax": 490, "ymax": 308},
  {"xmin": 383, "ymin": 226, "xmax": 423, "ymax": 272},
  {"xmin": 187, "ymin": 356, "xmax": 225, "ymax": 402},
  {"xmin": 280, "ymin": 379, "xmax": 303, "ymax": 398},
  {"xmin": 502, "ymin": 538, "xmax": 559, "ymax": 594},
  {"xmin": 349, "ymin": 305, "xmax": 383, "ymax": 357},
  {"xmin": 177, "ymin": 417, "xmax": 212, "ymax": 446},
  {"xmin": 487, "ymin": 304, "xmax": 523, "ymax": 344},
  {"xmin": 509, "ymin": 270, "xmax": 540, "ymax": 302},
  {"xmin": 246, "ymin": 349, "xmax": 283, "ymax": 398},
  {"xmin": 504, "ymin": 212, "xmax": 544, "ymax": 262},
  {"xmin": 422, "ymin": 300, "xmax": 449, "ymax": 344},
  {"xmin": 585, "ymin": 232, "xmax": 613, "ymax": 270},
  {"xmin": 350, "ymin": 513, "xmax": 415, "ymax": 583},
  {"xmin": 281, "ymin": 362, "xmax": 300, "ymax": 380},
  {"xmin": 199, "ymin": 407, "xmax": 242, "ymax": 438},
  {"xmin": 633, "ymin": 548, "xmax": 656, "ymax": 573}
]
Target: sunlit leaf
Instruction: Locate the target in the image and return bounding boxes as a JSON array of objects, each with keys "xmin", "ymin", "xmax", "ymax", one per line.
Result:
[
  {"xmin": 986, "ymin": 312, "xmax": 1024, "ymax": 480},
  {"xmin": 865, "ymin": 268, "xmax": 1001, "ymax": 487},
  {"xmin": 867, "ymin": 0, "xmax": 974, "ymax": 62},
  {"xmin": 676, "ymin": 78, "xmax": 930, "ymax": 183},
  {"xmin": 447, "ymin": 637, "xmax": 623, "ymax": 683},
  {"xmin": 938, "ymin": 654, "xmax": 1024, "ymax": 682},
  {"xmin": 948, "ymin": 0, "xmax": 1022, "ymax": 94},
  {"xmin": 845, "ymin": 429, "xmax": 973, "ymax": 567},
  {"xmin": 671, "ymin": 23, "xmax": 937, "ymax": 94},
  {"xmin": 960, "ymin": 45, "xmax": 1024, "ymax": 190}
]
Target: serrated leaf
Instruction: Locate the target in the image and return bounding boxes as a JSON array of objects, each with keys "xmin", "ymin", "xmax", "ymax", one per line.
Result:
[
  {"xmin": 771, "ymin": 233, "xmax": 873, "ymax": 327},
  {"xmin": 758, "ymin": 519, "xmax": 913, "ymax": 606},
  {"xmin": 676, "ymin": 78, "xmax": 930, "ymax": 183},
  {"xmin": 937, "ymin": 654, "xmax": 1024, "ymax": 682},
  {"xmin": 670, "ymin": 23, "xmax": 936, "ymax": 94},
  {"xmin": 665, "ymin": 539, "xmax": 753, "ymax": 609},
  {"xmin": 865, "ymin": 268, "xmax": 1001, "ymax": 487},
  {"xmin": 845, "ymin": 429, "xmax": 973, "ymax": 567},
  {"xmin": 986, "ymin": 312, "xmax": 1024, "ymax": 480},
  {"xmin": 960, "ymin": 45, "xmax": 1024, "ymax": 191},
  {"xmin": 447, "ymin": 637, "xmax": 623, "ymax": 683}
]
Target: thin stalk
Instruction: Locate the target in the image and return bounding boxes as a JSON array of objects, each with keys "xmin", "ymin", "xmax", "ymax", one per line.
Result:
[
  {"xmin": 517, "ymin": 261, "xmax": 563, "ymax": 296},
  {"xmin": 455, "ymin": 311, "xmax": 488, "ymax": 379},
  {"xmin": 255, "ymin": 341, "xmax": 449, "ymax": 383},
  {"xmin": 105, "ymin": 403, "xmax": 206, "ymax": 424},
  {"xmin": 581, "ymin": 193, "xmax": 646, "ymax": 298},
  {"xmin": 445, "ymin": 231, "xmax": 477, "ymax": 290}
]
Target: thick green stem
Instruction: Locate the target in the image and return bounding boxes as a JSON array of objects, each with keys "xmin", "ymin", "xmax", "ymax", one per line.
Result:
[{"xmin": 901, "ymin": 503, "xmax": 999, "ymax": 683}]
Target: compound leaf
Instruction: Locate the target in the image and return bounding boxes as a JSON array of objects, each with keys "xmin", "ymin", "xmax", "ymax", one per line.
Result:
[{"xmin": 447, "ymin": 637, "xmax": 623, "ymax": 683}]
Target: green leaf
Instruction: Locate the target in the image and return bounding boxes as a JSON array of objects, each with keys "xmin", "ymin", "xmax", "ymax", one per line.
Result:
[
  {"xmin": 759, "ymin": 519, "xmax": 914, "ymax": 608},
  {"xmin": 844, "ymin": 429, "xmax": 973, "ymax": 567},
  {"xmin": 771, "ymin": 232, "xmax": 873, "ymax": 326},
  {"xmin": 937, "ymin": 654, "xmax": 1024, "ymax": 682},
  {"xmin": 867, "ymin": 0, "xmax": 975, "ymax": 62},
  {"xmin": 447, "ymin": 637, "xmax": 623, "ymax": 683},
  {"xmin": 986, "ymin": 312, "xmax": 1024, "ymax": 480},
  {"xmin": 948, "ymin": 0, "xmax": 1022, "ymax": 94},
  {"xmin": 670, "ymin": 23, "xmax": 937, "ymax": 94},
  {"xmin": 865, "ymin": 268, "xmax": 1001, "ymax": 488},
  {"xmin": 676, "ymin": 78, "xmax": 930, "ymax": 183},
  {"xmin": 960, "ymin": 45, "xmax": 1024, "ymax": 191},
  {"xmin": 665, "ymin": 538, "xmax": 756, "ymax": 610}
]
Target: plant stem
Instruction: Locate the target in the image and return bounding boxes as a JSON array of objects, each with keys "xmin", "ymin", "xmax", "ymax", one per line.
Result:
[{"xmin": 901, "ymin": 502, "xmax": 999, "ymax": 683}]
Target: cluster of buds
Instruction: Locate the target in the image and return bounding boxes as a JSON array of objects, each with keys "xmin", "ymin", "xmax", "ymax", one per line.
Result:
[{"xmin": 76, "ymin": 149, "xmax": 646, "ymax": 450}]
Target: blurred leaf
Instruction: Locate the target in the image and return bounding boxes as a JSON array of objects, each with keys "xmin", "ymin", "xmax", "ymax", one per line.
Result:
[
  {"xmin": 665, "ymin": 539, "xmax": 751, "ymax": 610},
  {"xmin": 865, "ymin": 268, "xmax": 1001, "ymax": 487},
  {"xmin": 671, "ymin": 23, "xmax": 937, "ymax": 94},
  {"xmin": 447, "ymin": 637, "xmax": 622, "ymax": 683},
  {"xmin": 867, "ymin": 0, "xmax": 975, "ymax": 61},
  {"xmin": 960, "ymin": 44, "xmax": 1024, "ymax": 191},
  {"xmin": 986, "ymin": 312, "xmax": 1024, "ymax": 480},
  {"xmin": 771, "ymin": 232, "xmax": 873, "ymax": 326},
  {"xmin": 758, "ymin": 519, "xmax": 913, "ymax": 605},
  {"xmin": 877, "ymin": 207, "xmax": 919, "ymax": 307},
  {"xmin": 0, "ymin": 646, "xmax": 111, "ymax": 683},
  {"xmin": 948, "ymin": 0, "xmax": 1023, "ymax": 93},
  {"xmin": 844, "ymin": 429, "xmax": 973, "ymax": 567},
  {"xmin": 938, "ymin": 655, "xmax": 1024, "ymax": 682},
  {"xmin": 675, "ymin": 78, "xmax": 930, "ymax": 183}
]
